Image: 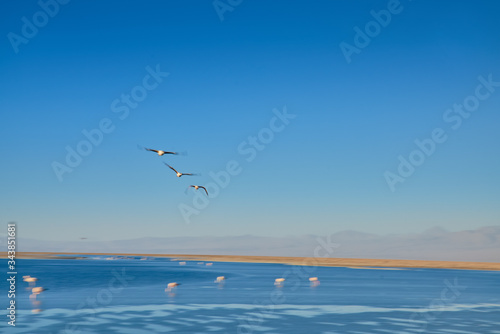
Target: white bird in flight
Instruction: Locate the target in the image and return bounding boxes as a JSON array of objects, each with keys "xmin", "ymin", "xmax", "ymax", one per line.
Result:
[
  {"xmin": 188, "ymin": 185, "xmax": 208, "ymax": 195},
  {"xmin": 165, "ymin": 163, "xmax": 195, "ymax": 177},
  {"xmin": 144, "ymin": 147, "xmax": 178, "ymax": 156}
]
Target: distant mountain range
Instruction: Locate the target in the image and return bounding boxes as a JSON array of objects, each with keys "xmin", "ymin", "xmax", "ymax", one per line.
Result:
[{"xmin": 10, "ymin": 226, "xmax": 500, "ymax": 262}]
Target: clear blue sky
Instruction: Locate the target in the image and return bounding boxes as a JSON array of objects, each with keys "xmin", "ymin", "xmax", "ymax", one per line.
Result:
[{"xmin": 1, "ymin": 0, "xmax": 499, "ymax": 241}]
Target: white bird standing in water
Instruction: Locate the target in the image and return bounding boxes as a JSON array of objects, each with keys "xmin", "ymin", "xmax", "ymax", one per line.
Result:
[
  {"xmin": 215, "ymin": 276, "xmax": 226, "ymax": 289},
  {"xmin": 165, "ymin": 163, "xmax": 195, "ymax": 177},
  {"xmin": 188, "ymin": 185, "xmax": 208, "ymax": 195},
  {"xmin": 23, "ymin": 276, "xmax": 38, "ymax": 287},
  {"xmin": 309, "ymin": 277, "xmax": 320, "ymax": 287},
  {"xmin": 274, "ymin": 278, "xmax": 285, "ymax": 286},
  {"xmin": 31, "ymin": 287, "xmax": 47, "ymax": 294},
  {"xmin": 30, "ymin": 287, "xmax": 47, "ymax": 301},
  {"xmin": 165, "ymin": 282, "xmax": 181, "ymax": 292},
  {"xmin": 215, "ymin": 276, "xmax": 225, "ymax": 283}
]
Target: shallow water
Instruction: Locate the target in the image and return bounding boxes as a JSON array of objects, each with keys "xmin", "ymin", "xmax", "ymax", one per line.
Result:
[{"xmin": 2, "ymin": 258, "xmax": 500, "ymax": 333}]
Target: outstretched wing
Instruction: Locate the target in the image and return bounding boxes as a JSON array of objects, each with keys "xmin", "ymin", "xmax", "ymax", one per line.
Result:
[
  {"xmin": 145, "ymin": 148, "xmax": 159, "ymax": 153},
  {"xmin": 164, "ymin": 163, "xmax": 178, "ymax": 174},
  {"xmin": 200, "ymin": 186, "xmax": 209, "ymax": 196}
]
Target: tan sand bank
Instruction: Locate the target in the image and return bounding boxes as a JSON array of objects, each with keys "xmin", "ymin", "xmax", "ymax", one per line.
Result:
[{"xmin": 3, "ymin": 252, "xmax": 500, "ymax": 271}]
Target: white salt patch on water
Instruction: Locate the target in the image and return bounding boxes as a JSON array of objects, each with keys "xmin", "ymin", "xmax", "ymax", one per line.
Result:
[
  {"xmin": 72, "ymin": 317, "xmax": 112, "ymax": 326},
  {"xmin": 6, "ymin": 319, "xmax": 61, "ymax": 334},
  {"xmin": 11, "ymin": 302, "xmax": 500, "ymax": 334},
  {"xmin": 98, "ymin": 313, "xmax": 134, "ymax": 320},
  {"xmin": 475, "ymin": 318, "xmax": 499, "ymax": 323},
  {"xmin": 248, "ymin": 325, "xmax": 276, "ymax": 332},
  {"xmin": 186, "ymin": 315, "xmax": 237, "ymax": 324},
  {"xmin": 148, "ymin": 310, "xmax": 172, "ymax": 317},
  {"xmin": 439, "ymin": 329, "xmax": 477, "ymax": 334},
  {"xmin": 176, "ymin": 316, "xmax": 207, "ymax": 323},
  {"xmin": 195, "ymin": 315, "xmax": 237, "ymax": 323},
  {"xmin": 317, "ymin": 322, "xmax": 346, "ymax": 326},
  {"xmin": 392, "ymin": 322, "xmax": 420, "ymax": 328},
  {"xmin": 405, "ymin": 318, "xmax": 427, "ymax": 324},
  {"xmin": 108, "ymin": 326, "xmax": 152, "ymax": 334},
  {"xmin": 164, "ymin": 319, "xmax": 194, "ymax": 326},
  {"xmin": 356, "ymin": 321, "xmax": 379, "ymax": 326},
  {"xmin": 280, "ymin": 308, "xmax": 331, "ymax": 318},
  {"xmin": 26, "ymin": 302, "xmax": 500, "ymax": 318},
  {"xmin": 206, "ymin": 325, "xmax": 226, "ymax": 331},
  {"xmin": 144, "ymin": 323, "xmax": 175, "ymax": 332},
  {"xmin": 260, "ymin": 313, "xmax": 282, "ymax": 319},
  {"xmin": 379, "ymin": 317, "xmax": 411, "ymax": 322}
]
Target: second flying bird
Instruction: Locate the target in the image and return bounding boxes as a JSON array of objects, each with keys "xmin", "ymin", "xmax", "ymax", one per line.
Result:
[{"xmin": 165, "ymin": 163, "xmax": 196, "ymax": 177}]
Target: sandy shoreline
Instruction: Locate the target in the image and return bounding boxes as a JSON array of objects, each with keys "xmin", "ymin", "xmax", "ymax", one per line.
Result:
[{"xmin": 3, "ymin": 252, "xmax": 500, "ymax": 271}]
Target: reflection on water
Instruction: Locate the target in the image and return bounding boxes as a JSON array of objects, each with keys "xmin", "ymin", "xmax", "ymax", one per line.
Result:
[
  {"xmin": 11, "ymin": 303, "xmax": 500, "ymax": 334},
  {"xmin": 23, "ymin": 275, "xmax": 47, "ymax": 313},
  {"xmin": 5, "ymin": 258, "xmax": 500, "ymax": 333}
]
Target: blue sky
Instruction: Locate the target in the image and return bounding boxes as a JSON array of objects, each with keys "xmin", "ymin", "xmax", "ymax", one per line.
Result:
[{"xmin": 1, "ymin": 0, "xmax": 499, "ymax": 242}]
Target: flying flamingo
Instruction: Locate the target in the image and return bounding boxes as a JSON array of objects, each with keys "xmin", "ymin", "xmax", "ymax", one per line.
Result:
[
  {"xmin": 188, "ymin": 185, "xmax": 208, "ymax": 195},
  {"xmin": 144, "ymin": 147, "xmax": 179, "ymax": 156},
  {"xmin": 164, "ymin": 163, "xmax": 195, "ymax": 177}
]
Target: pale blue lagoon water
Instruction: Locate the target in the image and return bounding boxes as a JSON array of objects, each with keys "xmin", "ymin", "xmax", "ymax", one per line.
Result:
[{"xmin": 2, "ymin": 258, "xmax": 499, "ymax": 333}]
